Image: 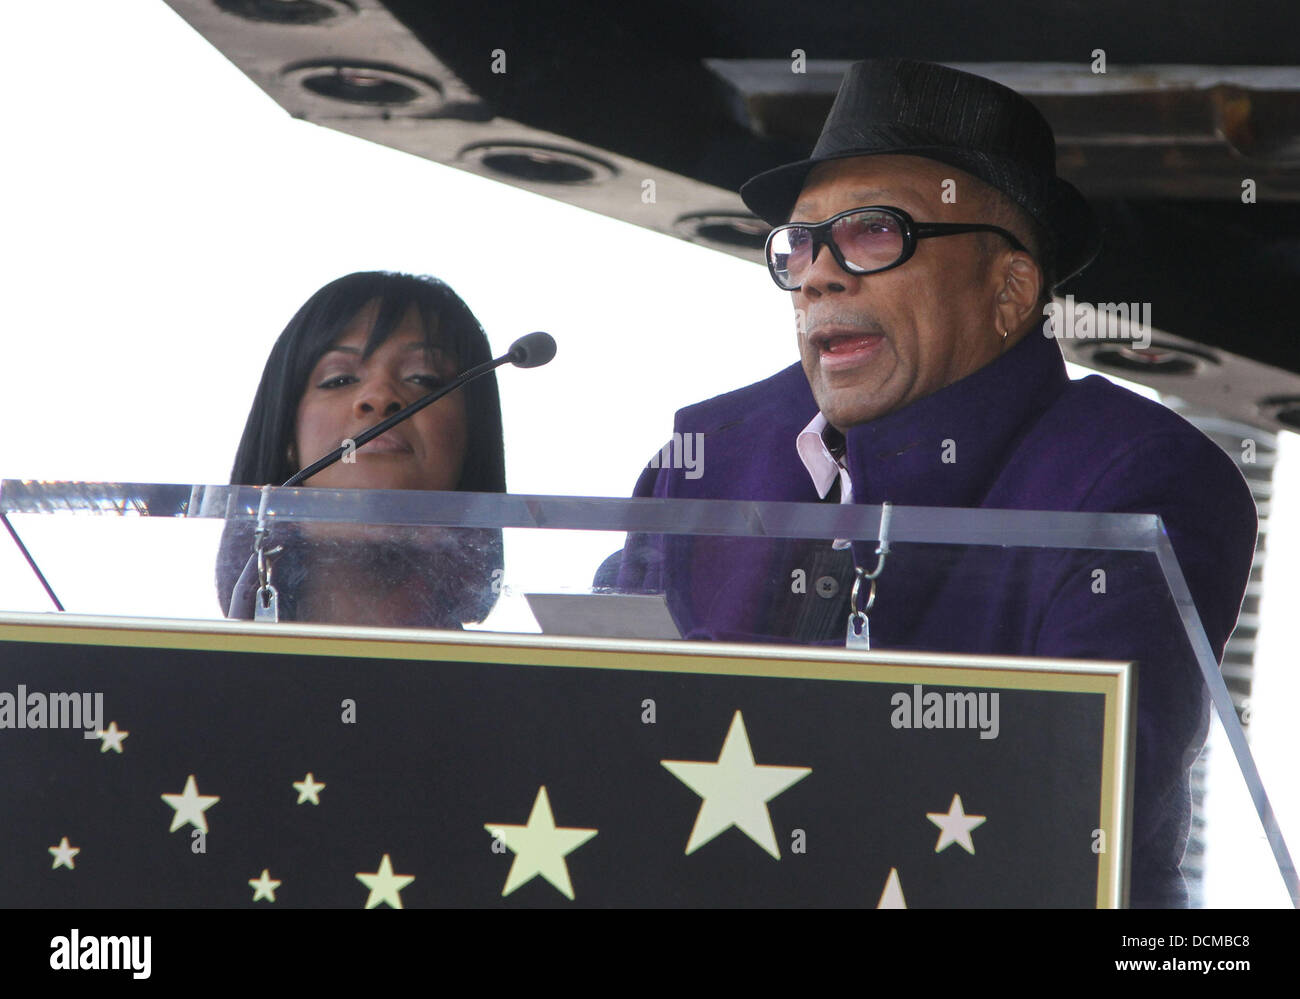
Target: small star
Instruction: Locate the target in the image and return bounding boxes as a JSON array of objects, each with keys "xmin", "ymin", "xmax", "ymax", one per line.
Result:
[
  {"xmin": 661, "ymin": 710, "xmax": 811, "ymax": 858},
  {"xmin": 248, "ymin": 869, "xmax": 281, "ymax": 903},
  {"xmin": 485, "ymin": 786, "xmax": 597, "ymax": 900},
  {"xmin": 293, "ymin": 773, "xmax": 325, "ymax": 805},
  {"xmin": 161, "ymin": 775, "xmax": 219, "ymax": 833},
  {"xmin": 49, "ymin": 837, "xmax": 80, "ymax": 870},
  {"xmin": 96, "ymin": 721, "xmax": 129, "ymax": 754},
  {"xmin": 356, "ymin": 854, "xmax": 414, "ymax": 909},
  {"xmin": 877, "ymin": 867, "xmax": 907, "ymax": 908},
  {"xmin": 926, "ymin": 794, "xmax": 987, "ymax": 854}
]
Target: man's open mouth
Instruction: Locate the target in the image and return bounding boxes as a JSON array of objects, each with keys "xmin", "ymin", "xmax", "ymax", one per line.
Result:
[
  {"xmin": 819, "ymin": 333, "xmax": 881, "ymax": 354},
  {"xmin": 810, "ymin": 328, "xmax": 885, "ymax": 357}
]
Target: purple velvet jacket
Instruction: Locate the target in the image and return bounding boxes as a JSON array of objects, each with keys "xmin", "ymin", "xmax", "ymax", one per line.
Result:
[{"xmin": 611, "ymin": 322, "xmax": 1257, "ymax": 907}]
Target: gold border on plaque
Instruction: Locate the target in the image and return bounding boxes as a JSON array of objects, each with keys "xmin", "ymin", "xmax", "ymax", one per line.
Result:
[{"xmin": 0, "ymin": 611, "xmax": 1132, "ymax": 908}]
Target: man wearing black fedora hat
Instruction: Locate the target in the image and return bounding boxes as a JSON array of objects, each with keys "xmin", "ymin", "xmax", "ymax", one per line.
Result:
[{"xmin": 607, "ymin": 59, "xmax": 1258, "ymax": 907}]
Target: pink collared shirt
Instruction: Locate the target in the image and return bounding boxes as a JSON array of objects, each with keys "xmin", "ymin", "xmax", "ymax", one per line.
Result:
[{"xmin": 796, "ymin": 412, "xmax": 853, "ymax": 550}]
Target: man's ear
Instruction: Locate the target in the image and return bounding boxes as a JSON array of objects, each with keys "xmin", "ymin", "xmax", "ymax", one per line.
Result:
[{"xmin": 994, "ymin": 251, "xmax": 1043, "ymax": 338}]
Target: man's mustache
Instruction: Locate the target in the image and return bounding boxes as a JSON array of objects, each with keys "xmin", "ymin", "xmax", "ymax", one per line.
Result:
[{"xmin": 796, "ymin": 312, "xmax": 888, "ymax": 342}]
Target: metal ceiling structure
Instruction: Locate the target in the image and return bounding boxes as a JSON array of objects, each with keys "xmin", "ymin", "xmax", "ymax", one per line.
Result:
[{"xmin": 167, "ymin": 0, "xmax": 1300, "ymax": 433}]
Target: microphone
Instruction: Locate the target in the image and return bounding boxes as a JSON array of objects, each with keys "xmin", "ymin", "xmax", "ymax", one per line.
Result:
[
  {"xmin": 509, "ymin": 331, "xmax": 556, "ymax": 368},
  {"xmin": 280, "ymin": 332, "xmax": 555, "ymax": 488}
]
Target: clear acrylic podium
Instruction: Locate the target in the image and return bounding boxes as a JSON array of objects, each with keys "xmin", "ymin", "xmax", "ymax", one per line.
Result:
[{"xmin": 0, "ymin": 480, "xmax": 1294, "ymax": 908}]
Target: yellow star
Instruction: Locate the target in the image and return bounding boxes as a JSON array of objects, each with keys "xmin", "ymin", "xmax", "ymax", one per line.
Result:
[
  {"xmin": 96, "ymin": 721, "xmax": 128, "ymax": 754},
  {"xmin": 877, "ymin": 867, "xmax": 907, "ymax": 908},
  {"xmin": 160, "ymin": 775, "xmax": 219, "ymax": 833},
  {"xmin": 292, "ymin": 772, "xmax": 326, "ymax": 805},
  {"xmin": 661, "ymin": 710, "xmax": 811, "ymax": 858},
  {"xmin": 248, "ymin": 869, "xmax": 281, "ymax": 903},
  {"xmin": 356, "ymin": 854, "xmax": 414, "ymax": 909},
  {"xmin": 926, "ymin": 794, "xmax": 987, "ymax": 854},
  {"xmin": 49, "ymin": 837, "xmax": 80, "ymax": 870},
  {"xmin": 485, "ymin": 786, "xmax": 597, "ymax": 900}
]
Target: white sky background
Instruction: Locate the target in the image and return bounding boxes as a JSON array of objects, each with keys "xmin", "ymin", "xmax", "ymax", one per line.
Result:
[{"xmin": 0, "ymin": 0, "xmax": 1296, "ymax": 905}]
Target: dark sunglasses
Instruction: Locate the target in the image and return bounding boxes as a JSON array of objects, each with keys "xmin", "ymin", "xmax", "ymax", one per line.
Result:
[{"xmin": 765, "ymin": 205, "xmax": 1029, "ymax": 291}]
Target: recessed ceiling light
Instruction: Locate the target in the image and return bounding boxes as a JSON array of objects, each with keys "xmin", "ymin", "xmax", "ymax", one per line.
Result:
[
  {"xmin": 214, "ymin": 0, "xmax": 357, "ymax": 26},
  {"xmin": 673, "ymin": 212, "xmax": 769, "ymax": 251},
  {"xmin": 282, "ymin": 61, "xmax": 442, "ymax": 113},
  {"xmin": 1259, "ymin": 395, "xmax": 1300, "ymax": 431},
  {"xmin": 458, "ymin": 143, "xmax": 616, "ymax": 185},
  {"xmin": 1084, "ymin": 341, "xmax": 1218, "ymax": 376}
]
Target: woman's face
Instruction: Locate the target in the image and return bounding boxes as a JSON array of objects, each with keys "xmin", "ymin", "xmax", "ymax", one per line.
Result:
[{"xmin": 292, "ymin": 300, "xmax": 468, "ymax": 491}]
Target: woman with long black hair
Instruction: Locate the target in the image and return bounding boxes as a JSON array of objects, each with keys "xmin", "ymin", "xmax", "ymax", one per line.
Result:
[{"xmin": 216, "ymin": 271, "xmax": 505, "ymax": 628}]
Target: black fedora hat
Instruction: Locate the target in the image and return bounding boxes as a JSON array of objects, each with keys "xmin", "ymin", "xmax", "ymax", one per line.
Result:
[{"xmin": 740, "ymin": 59, "xmax": 1101, "ymax": 286}]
